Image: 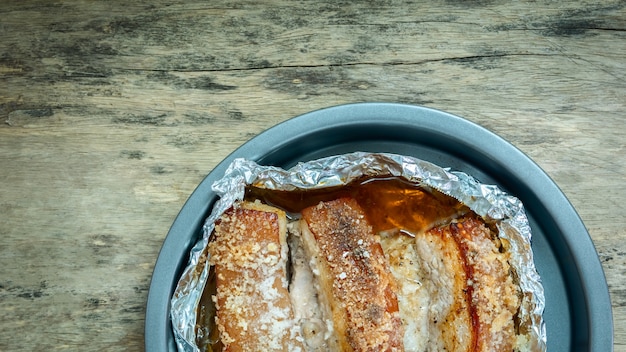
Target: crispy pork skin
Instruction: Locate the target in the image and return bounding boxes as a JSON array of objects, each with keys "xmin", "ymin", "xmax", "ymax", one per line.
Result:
[
  {"xmin": 300, "ymin": 198, "xmax": 404, "ymax": 352},
  {"xmin": 448, "ymin": 217, "xmax": 520, "ymax": 352},
  {"xmin": 208, "ymin": 201, "xmax": 304, "ymax": 351}
]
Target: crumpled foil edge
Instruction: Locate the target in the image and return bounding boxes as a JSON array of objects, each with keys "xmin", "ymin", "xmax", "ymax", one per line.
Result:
[{"xmin": 170, "ymin": 151, "xmax": 546, "ymax": 352}]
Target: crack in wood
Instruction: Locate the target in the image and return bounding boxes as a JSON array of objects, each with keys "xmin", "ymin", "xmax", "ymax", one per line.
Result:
[{"xmin": 109, "ymin": 52, "xmax": 560, "ymax": 74}]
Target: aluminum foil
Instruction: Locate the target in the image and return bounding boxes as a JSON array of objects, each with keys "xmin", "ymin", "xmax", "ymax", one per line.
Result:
[{"xmin": 170, "ymin": 152, "xmax": 546, "ymax": 351}]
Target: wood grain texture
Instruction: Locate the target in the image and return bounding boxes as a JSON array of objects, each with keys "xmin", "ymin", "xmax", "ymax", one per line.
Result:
[{"xmin": 0, "ymin": 0, "xmax": 624, "ymax": 350}]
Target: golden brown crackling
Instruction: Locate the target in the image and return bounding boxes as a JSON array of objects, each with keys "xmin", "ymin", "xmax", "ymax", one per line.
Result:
[
  {"xmin": 300, "ymin": 197, "xmax": 404, "ymax": 352},
  {"xmin": 446, "ymin": 216, "xmax": 521, "ymax": 352},
  {"xmin": 208, "ymin": 201, "xmax": 303, "ymax": 351}
]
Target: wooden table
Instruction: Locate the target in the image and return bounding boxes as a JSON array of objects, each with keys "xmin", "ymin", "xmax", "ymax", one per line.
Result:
[{"xmin": 1, "ymin": 1, "xmax": 624, "ymax": 350}]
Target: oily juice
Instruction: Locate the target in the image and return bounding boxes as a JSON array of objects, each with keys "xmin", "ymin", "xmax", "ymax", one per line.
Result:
[{"xmin": 246, "ymin": 176, "xmax": 470, "ymax": 236}]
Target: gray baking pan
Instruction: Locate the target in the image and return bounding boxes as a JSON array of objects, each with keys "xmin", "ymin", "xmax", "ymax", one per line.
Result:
[{"xmin": 145, "ymin": 103, "xmax": 613, "ymax": 351}]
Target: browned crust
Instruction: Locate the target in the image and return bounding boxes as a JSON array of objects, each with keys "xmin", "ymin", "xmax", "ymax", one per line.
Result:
[
  {"xmin": 300, "ymin": 198, "xmax": 404, "ymax": 352},
  {"xmin": 445, "ymin": 216, "xmax": 520, "ymax": 352},
  {"xmin": 208, "ymin": 201, "xmax": 303, "ymax": 351}
]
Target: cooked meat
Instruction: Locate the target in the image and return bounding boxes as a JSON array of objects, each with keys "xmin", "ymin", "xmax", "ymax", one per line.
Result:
[
  {"xmin": 382, "ymin": 216, "xmax": 521, "ymax": 352},
  {"xmin": 205, "ymin": 197, "xmax": 522, "ymax": 352},
  {"xmin": 208, "ymin": 201, "xmax": 304, "ymax": 351},
  {"xmin": 415, "ymin": 222, "xmax": 473, "ymax": 352},
  {"xmin": 447, "ymin": 217, "xmax": 520, "ymax": 352},
  {"xmin": 288, "ymin": 223, "xmax": 334, "ymax": 351},
  {"xmin": 300, "ymin": 198, "xmax": 405, "ymax": 352},
  {"xmin": 379, "ymin": 231, "xmax": 433, "ymax": 352}
]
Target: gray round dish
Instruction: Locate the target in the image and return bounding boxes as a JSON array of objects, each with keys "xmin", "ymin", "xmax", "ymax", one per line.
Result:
[{"xmin": 145, "ymin": 103, "xmax": 613, "ymax": 351}]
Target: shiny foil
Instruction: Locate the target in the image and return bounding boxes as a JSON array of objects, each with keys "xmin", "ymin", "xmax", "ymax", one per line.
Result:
[{"xmin": 170, "ymin": 152, "xmax": 546, "ymax": 351}]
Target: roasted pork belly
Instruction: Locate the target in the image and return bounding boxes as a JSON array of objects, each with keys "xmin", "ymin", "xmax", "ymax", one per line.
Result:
[
  {"xmin": 382, "ymin": 216, "xmax": 521, "ymax": 352},
  {"xmin": 206, "ymin": 198, "xmax": 522, "ymax": 352},
  {"xmin": 208, "ymin": 201, "xmax": 304, "ymax": 351},
  {"xmin": 447, "ymin": 217, "xmax": 520, "ymax": 352},
  {"xmin": 299, "ymin": 197, "xmax": 405, "ymax": 352}
]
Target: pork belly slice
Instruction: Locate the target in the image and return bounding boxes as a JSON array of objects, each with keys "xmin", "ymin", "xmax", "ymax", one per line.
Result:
[
  {"xmin": 418, "ymin": 216, "xmax": 520, "ymax": 352},
  {"xmin": 300, "ymin": 197, "xmax": 404, "ymax": 352},
  {"xmin": 208, "ymin": 201, "xmax": 304, "ymax": 351},
  {"xmin": 448, "ymin": 217, "xmax": 521, "ymax": 352},
  {"xmin": 414, "ymin": 224, "xmax": 473, "ymax": 352},
  {"xmin": 383, "ymin": 216, "xmax": 520, "ymax": 352},
  {"xmin": 288, "ymin": 226, "xmax": 337, "ymax": 351},
  {"xmin": 379, "ymin": 231, "xmax": 432, "ymax": 352},
  {"xmin": 380, "ymin": 228, "xmax": 473, "ymax": 352}
]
